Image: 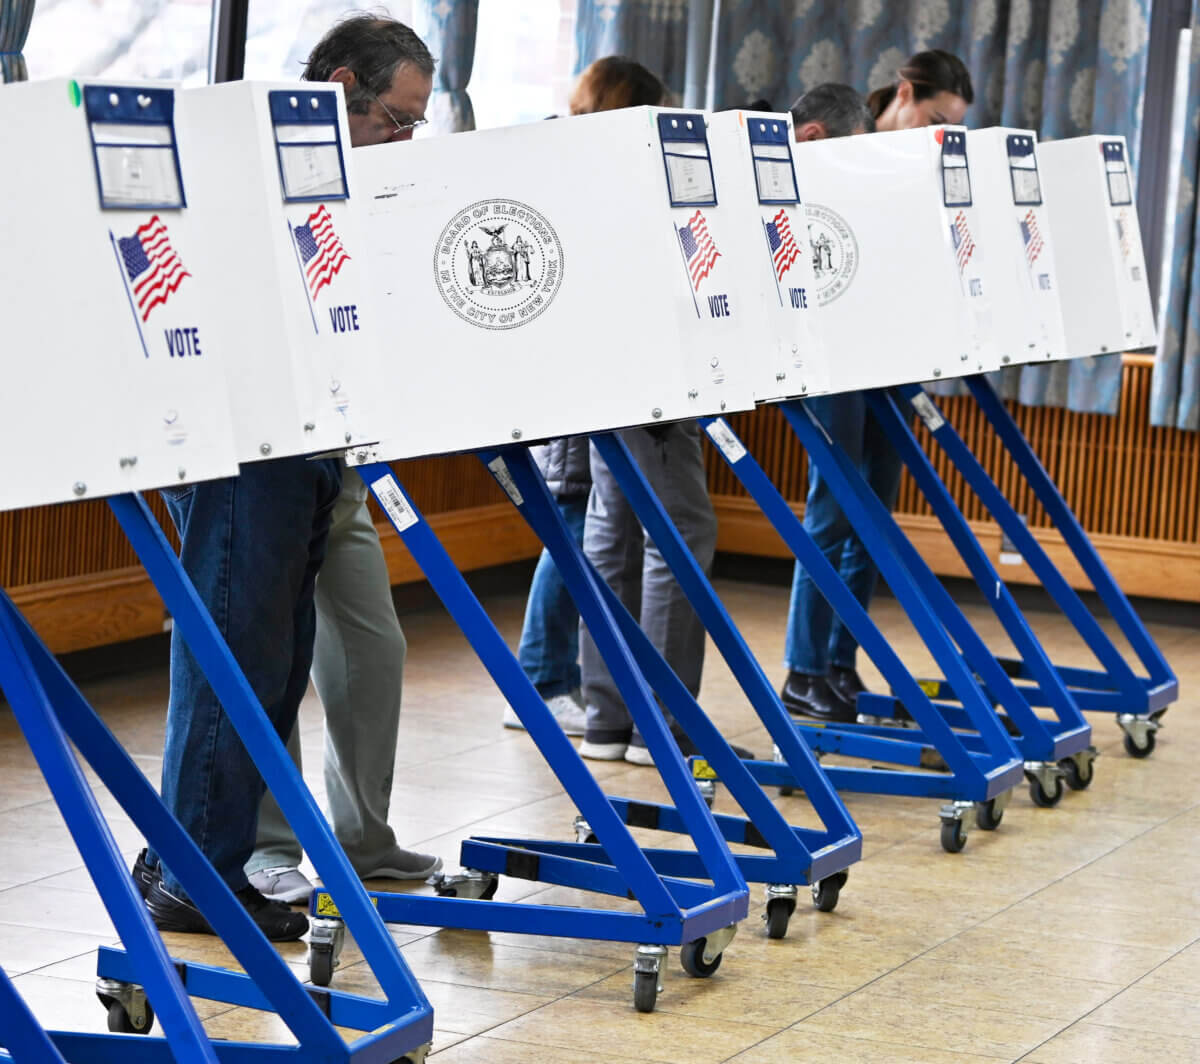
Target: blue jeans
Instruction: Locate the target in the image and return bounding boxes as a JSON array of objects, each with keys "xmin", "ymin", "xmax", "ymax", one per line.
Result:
[
  {"xmin": 517, "ymin": 495, "xmax": 587, "ymax": 697},
  {"xmin": 784, "ymin": 392, "xmax": 904, "ymax": 676},
  {"xmin": 149, "ymin": 455, "xmax": 342, "ymax": 896}
]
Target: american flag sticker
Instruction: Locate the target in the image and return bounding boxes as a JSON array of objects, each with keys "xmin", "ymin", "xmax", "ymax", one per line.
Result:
[
  {"xmin": 949, "ymin": 210, "xmax": 976, "ymax": 276},
  {"xmin": 117, "ymin": 216, "xmax": 191, "ymax": 322},
  {"xmin": 678, "ymin": 209, "xmax": 721, "ymax": 290},
  {"xmin": 292, "ymin": 204, "xmax": 350, "ymax": 302},
  {"xmin": 765, "ymin": 208, "xmax": 801, "ymax": 281},
  {"xmin": 1019, "ymin": 209, "xmax": 1044, "ymax": 266}
]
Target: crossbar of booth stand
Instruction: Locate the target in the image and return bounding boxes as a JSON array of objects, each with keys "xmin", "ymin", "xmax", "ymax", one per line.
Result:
[
  {"xmin": 696, "ymin": 412, "xmax": 1023, "ymax": 803},
  {"xmin": 350, "ymin": 461, "xmax": 748, "ymax": 944},
  {"xmin": 0, "ymin": 965, "xmax": 70, "ymax": 1064},
  {"xmin": 955, "ymin": 375, "xmax": 1177, "ymax": 714},
  {"xmin": 861, "ymin": 387, "xmax": 1092, "ymax": 764},
  {"xmin": 584, "ymin": 430, "xmax": 861, "ymax": 883}
]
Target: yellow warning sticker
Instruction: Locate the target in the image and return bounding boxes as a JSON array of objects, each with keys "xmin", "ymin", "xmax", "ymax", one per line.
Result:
[
  {"xmin": 314, "ymin": 892, "xmax": 378, "ymax": 917},
  {"xmin": 691, "ymin": 758, "xmax": 719, "ymax": 780},
  {"xmin": 918, "ymin": 680, "xmax": 941, "ymax": 698}
]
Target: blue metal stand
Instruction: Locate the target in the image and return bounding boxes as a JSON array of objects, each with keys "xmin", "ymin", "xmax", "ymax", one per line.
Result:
[
  {"xmin": 0, "ymin": 965, "xmax": 70, "ymax": 1063},
  {"xmin": 330, "ymin": 461, "xmax": 748, "ymax": 1013},
  {"xmin": 697, "ymin": 409, "xmax": 1024, "ymax": 853},
  {"xmin": 858, "ymin": 387, "xmax": 1095, "ymax": 808},
  {"xmin": 950, "ymin": 374, "xmax": 1179, "ymax": 760},
  {"xmin": 0, "ymin": 491, "xmax": 433, "ymax": 1062},
  {"xmin": 584, "ymin": 431, "xmax": 860, "ymax": 927}
]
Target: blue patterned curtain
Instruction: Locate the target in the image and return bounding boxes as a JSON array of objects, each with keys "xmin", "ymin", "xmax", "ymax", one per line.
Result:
[
  {"xmin": 1151, "ymin": 3, "xmax": 1200, "ymax": 430},
  {"xmin": 415, "ymin": 0, "xmax": 478, "ymax": 132},
  {"xmin": 0, "ymin": 0, "xmax": 35, "ymax": 82},
  {"xmin": 574, "ymin": 0, "xmax": 691, "ymax": 99},
  {"xmin": 710, "ymin": 0, "xmax": 1152, "ymax": 413}
]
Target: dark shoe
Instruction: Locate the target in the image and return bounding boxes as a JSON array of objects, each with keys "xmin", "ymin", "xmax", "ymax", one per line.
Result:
[
  {"xmin": 145, "ymin": 877, "xmax": 309, "ymax": 942},
  {"xmin": 625, "ymin": 730, "xmax": 756, "ymax": 766},
  {"xmin": 132, "ymin": 848, "xmax": 155, "ymax": 899},
  {"xmin": 779, "ymin": 671, "xmax": 856, "ymax": 724},
  {"xmin": 828, "ymin": 665, "xmax": 868, "ymax": 707}
]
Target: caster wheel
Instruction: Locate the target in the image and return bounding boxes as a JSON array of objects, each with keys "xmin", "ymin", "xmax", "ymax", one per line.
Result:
[
  {"xmin": 777, "ymin": 784, "xmax": 795, "ymax": 797},
  {"xmin": 310, "ymin": 948, "xmax": 334, "ymax": 988},
  {"xmin": 1123, "ymin": 730, "xmax": 1156, "ymax": 759},
  {"xmin": 1060, "ymin": 757, "xmax": 1094, "ymax": 790},
  {"xmin": 633, "ymin": 969, "xmax": 659, "ymax": 1013},
  {"xmin": 583, "ymin": 832, "xmax": 599, "ymax": 845},
  {"xmin": 765, "ymin": 896, "xmax": 795, "ymax": 938},
  {"xmin": 679, "ymin": 938, "xmax": 723, "ymax": 978},
  {"xmin": 940, "ymin": 818, "xmax": 967, "ymax": 853},
  {"xmin": 975, "ymin": 798, "xmax": 1004, "ymax": 831},
  {"xmin": 811, "ymin": 870, "xmax": 847, "ymax": 913},
  {"xmin": 1029, "ymin": 774, "xmax": 1064, "ymax": 808},
  {"xmin": 107, "ymin": 1000, "xmax": 154, "ymax": 1035},
  {"xmin": 479, "ymin": 877, "xmax": 499, "ymax": 900}
]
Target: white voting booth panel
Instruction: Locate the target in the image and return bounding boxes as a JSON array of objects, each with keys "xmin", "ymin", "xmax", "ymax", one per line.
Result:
[
  {"xmin": 182, "ymin": 80, "xmax": 381, "ymax": 461},
  {"xmin": 1039, "ymin": 135, "xmax": 1156, "ymax": 358},
  {"xmin": 352, "ymin": 106, "xmax": 756, "ymax": 461},
  {"xmin": 792, "ymin": 125, "xmax": 996, "ymax": 392},
  {"xmin": 966, "ymin": 128, "xmax": 1068, "ymax": 367},
  {"xmin": 706, "ymin": 110, "xmax": 828, "ymax": 401},
  {"xmin": 0, "ymin": 78, "xmax": 238, "ymax": 513}
]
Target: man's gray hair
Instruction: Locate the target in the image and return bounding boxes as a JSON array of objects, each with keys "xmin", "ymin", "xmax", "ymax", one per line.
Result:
[
  {"xmin": 304, "ymin": 13, "xmax": 434, "ymax": 115},
  {"xmin": 790, "ymin": 83, "xmax": 874, "ymax": 138}
]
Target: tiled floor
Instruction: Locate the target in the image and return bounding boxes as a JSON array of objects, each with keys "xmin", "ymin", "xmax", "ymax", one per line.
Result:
[{"xmin": 1, "ymin": 578, "xmax": 1197, "ymax": 1062}]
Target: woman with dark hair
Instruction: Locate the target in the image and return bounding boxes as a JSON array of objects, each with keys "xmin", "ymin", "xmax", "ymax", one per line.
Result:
[
  {"xmin": 780, "ymin": 49, "xmax": 975, "ymax": 724},
  {"xmin": 569, "ymin": 55, "xmax": 667, "ymax": 114}
]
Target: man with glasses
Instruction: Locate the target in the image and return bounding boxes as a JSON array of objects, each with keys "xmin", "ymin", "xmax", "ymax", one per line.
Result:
[{"xmin": 245, "ymin": 15, "xmax": 442, "ymax": 905}]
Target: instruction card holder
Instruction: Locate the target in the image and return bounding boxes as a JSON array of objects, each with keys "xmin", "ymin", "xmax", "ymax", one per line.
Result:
[
  {"xmin": 1103, "ymin": 141, "xmax": 1133, "ymax": 207},
  {"xmin": 747, "ymin": 117, "xmax": 799, "ymax": 206},
  {"xmin": 268, "ymin": 90, "xmax": 349, "ymax": 203},
  {"xmin": 1006, "ymin": 133, "xmax": 1042, "ymax": 206},
  {"xmin": 85, "ymin": 85, "xmax": 185, "ymax": 210},
  {"xmin": 658, "ymin": 112, "xmax": 717, "ymax": 208},
  {"xmin": 940, "ymin": 129, "xmax": 972, "ymax": 208}
]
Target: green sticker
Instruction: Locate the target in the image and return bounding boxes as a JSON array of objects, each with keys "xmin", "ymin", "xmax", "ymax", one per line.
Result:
[{"xmin": 68, "ymin": 80, "xmax": 81, "ymax": 107}]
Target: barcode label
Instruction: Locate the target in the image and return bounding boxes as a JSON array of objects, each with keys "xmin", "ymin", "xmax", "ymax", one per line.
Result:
[
  {"xmin": 487, "ymin": 457, "xmax": 524, "ymax": 506},
  {"xmin": 370, "ymin": 474, "xmax": 418, "ymax": 532},
  {"xmin": 910, "ymin": 391, "xmax": 945, "ymax": 433},
  {"xmin": 704, "ymin": 418, "xmax": 747, "ymax": 463}
]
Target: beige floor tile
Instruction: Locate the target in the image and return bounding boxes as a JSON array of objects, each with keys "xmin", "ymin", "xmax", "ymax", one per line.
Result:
[
  {"xmin": 1023, "ymin": 1019, "xmax": 1200, "ymax": 1063},
  {"xmin": 1134, "ymin": 939, "xmax": 1200, "ymax": 995},
  {"xmin": 430, "ymin": 1033, "xmax": 646, "ymax": 1062},
  {"xmin": 727, "ymin": 1026, "xmax": 1009, "ymax": 1063},
  {"xmin": 484, "ymin": 996, "xmax": 780, "ymax": 1064},
  {"xmin": 1084, "ymin": 983, "xmax": 1200, "ymax": 1033},
  {"xmin": 979, "ymin": 896, "xmax": 1200, "ymax": 953},
  {"xmin": 0, "ymin": 924, "xmax": 116, "ymax": 978}
]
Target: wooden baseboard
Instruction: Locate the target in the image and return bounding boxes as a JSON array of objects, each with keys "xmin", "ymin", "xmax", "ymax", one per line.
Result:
[
  {"xmin": 713, "ymin": 495, "xmax": 1200, "ymax": 603},
  {"xmin": 15, "ymin": 503, "xmax": 542, "ymax": 656}
]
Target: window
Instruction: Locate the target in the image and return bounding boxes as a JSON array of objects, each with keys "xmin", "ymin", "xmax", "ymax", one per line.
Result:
[{"xmin": 22, "ymin": 0, "xmax": 214, "ymax": 84}]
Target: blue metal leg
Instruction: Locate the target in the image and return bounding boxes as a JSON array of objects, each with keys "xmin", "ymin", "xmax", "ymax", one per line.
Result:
[
  {"xmin": 0, "ymin": 966, "xmax": 68, "ymax": 1064},
  {"xmin": 961, "ymin": 374, "xmax": 1177, "ymax": 717},
  {"xmin": 863, "ymin": 388, "xmax": 1092, "ymax": 764}
]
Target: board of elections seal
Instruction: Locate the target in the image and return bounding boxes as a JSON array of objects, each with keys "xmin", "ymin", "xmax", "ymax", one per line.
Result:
[
  {"xmin": 804, "ymin": 202, "xmax": 858, "ymax": 306},
  {"xmin": 434, "ymin": 199, "xmax": 563, "ymax": 331}
]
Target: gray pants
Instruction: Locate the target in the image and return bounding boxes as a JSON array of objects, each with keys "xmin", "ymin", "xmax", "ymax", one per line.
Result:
[
  {"xmin": 246, "ymin": 470, "xmax": 406, "ymax": 877},
  {"xmin": 581, "ymin": 423, "xmax": 718, "ymax": 741}
]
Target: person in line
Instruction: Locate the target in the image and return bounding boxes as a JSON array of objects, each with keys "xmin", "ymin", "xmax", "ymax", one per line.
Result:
[{"xmin": 780, "ymin": 53, "xmax": 973, "ymax": 724}]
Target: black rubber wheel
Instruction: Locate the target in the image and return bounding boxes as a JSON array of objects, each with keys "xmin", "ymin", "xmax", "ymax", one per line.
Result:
[
  {"xmin": 975, "ymin": 798, "xmax": 1004, "ymax": 831},
  {"xmin": 107, "ymin": 1000, "xmax": 154, "ymax": 1035},
  {"xmin": 310, "ymin": 947, "xmax": 334, "ymax": 988},
  {"xmin": 1123, "ymin": 729, "xmax": 1156, "ymax": 759},
  {"xmin": 679, "ymin": 938, "xmax": 723, "ymax": 978},
  {"xmin": 1060, "ymin": 757, "xmax": 1095, "ymax": 790},
  {"xmin": 633, "ymin": 969, "xmax": 658, "ymax": 1013},
  {"xmin": 940, "ymin": 818, "xmax": 967, "ymax": 853},
  {"xmin": 811, "ymin": 877, "xmax": 842, "ymax": 913},
  {"xmin": 583, "ymin": 832, "xmax": 599, "ymax": 845},
  {"xmin": 765, "ymin": 897, "xmax": 795, "ymax": 938},
  {"xmin": 777, "ymin": 784, "xmax": 795, "ymax": 797},
  {"xmin": 1029, "ymin": 773, "xmax": 1064, "ymax": 808},
  {"xmin": 479, "ymin": 876, "xmax": 499, "ymax": 900}
]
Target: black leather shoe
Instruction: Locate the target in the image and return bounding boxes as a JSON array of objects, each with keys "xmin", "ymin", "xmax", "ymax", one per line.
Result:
[
  {"xmin": 828, "ymin": 665, "xmax": 868, "ymax": 706},
  {"xmin": 145, "ymin": 878, "xmax": 309, "ymax": 941},
  {"xmin": 779, "ymin": 671, "xmax": 857, "ymax": 724},
  {"xmin": 132, "ymin": 848, "xmax": 155, "ymax": 899}
]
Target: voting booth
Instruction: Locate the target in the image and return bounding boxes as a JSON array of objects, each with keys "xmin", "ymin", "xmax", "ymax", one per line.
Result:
[
  {"xmin": 181, "ymin": 80, "xmax": 382, "ymax": 460},
  {"xmin": 966, "ymin": 128, "xmax": 1068, "ymax": 366},
  {"xmin": 792, "ymin": 125, "xmax": 995, "ymax": 389},
  {"xmin": 705, "ymin": 110, "xmax": 828, "ymax": 400},
  {"xmin": 0, "ymin": 78, "xmax": 238, "ymax": 511},
  {"xmin": 1039, "ymin": 134, "xmax": 1156, "ymax": 357},
  {"xmin": 354, "ymin": 106, "xmax": 756, "ymax": 459}
]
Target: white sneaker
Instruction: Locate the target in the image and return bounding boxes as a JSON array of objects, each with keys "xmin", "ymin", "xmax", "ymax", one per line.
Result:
[
  {"xmin": 503, "ymin": 693, "xmax": 588, "ymax": 737},
  {"xmin": 579, "ymin": 739, "xmax": 630, "ymax": 760},
  {"xmin": 248, "ymin": 866, "xmax": 314, "ymax": 905}
]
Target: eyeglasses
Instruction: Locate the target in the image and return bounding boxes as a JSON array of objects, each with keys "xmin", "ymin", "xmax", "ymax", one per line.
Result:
[{"xmin": 365, "ymin": 88, "xmax": 428, "ymax": 138}]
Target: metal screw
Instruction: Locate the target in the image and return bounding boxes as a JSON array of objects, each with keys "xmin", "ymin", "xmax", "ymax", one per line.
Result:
[
  {"xmin": 260, "ymin": 443, "xmax": 272, "ymax": 456},
  {"xmin": 72, "ymin": 482, "xmax": 87, "ymax": 497},
  {"xmin": 719, "ymin": 401, "xmax": 727, "ymax": 411},
  {"xmin": 932, "ymin": 368, "xmax": 943, "ymax": 378},
  {"xmin": 304, "ymin": 422, "xmax": 315, "ymax": 432},
  {"xmin": 178, "ymin": 467, "xmax": 187, "ymax": 480},
  {"xmin": 791, "ymin": 343, "xmax": 798, "ymax": 353},
  {"xmin": 651, "ymin": 408, "xmax": 662, "ymax": 419},
  {"xmin": 355, "ymin": 449, "xmax": 368, "ymax": 463},
  {"xmin": 344, "ymin": 432, "xmax": 353, "ymax": 443},
  {"xmin": 1001, "ymin": 355, "xmax": 1011, "ymax": 364},
  {"xmin": 511, "ymin": 429, "xmax": 522, "ymax": 440}
]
